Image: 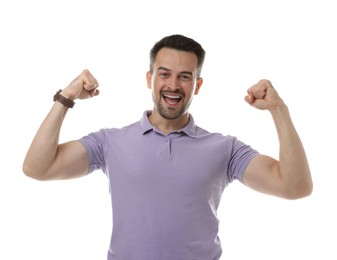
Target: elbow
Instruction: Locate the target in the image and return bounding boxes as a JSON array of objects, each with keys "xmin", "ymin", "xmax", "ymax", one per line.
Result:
[
  {"xmin": 283, "ymin": 182, "xmax": 313, "ymax": 200},
  {"xmin": 22, "ymin": 162, "xmax": 47, "ymax": 181}
]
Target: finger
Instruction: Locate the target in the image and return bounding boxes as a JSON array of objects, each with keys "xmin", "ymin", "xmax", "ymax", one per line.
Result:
[
  {"xmin": 90, "ymin": 88, "xmax": 100, "ymax": 97},
  {"xmin": 247, "ymin": 82, "xmax": 267, "ymax": 99},
  {"xmin": 81, "ymin": 69, "xmax": 99, "ymax": 91},
  {"xmin": 246, "ymin": 88, "xmax": 265, "ymax": 100}
]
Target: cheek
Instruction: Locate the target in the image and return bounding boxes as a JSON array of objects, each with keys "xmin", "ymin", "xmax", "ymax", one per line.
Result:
[
  {"xmin": 184, "ymin": 83, "xmax": 199, "ymax": 96},
  {"xmin": 151, "ymin": 85, "xmax": 162, "ymax": 98}
]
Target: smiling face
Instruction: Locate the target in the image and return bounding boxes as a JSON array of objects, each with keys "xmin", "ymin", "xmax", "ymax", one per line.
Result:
[{"xmin": 146, "ymin": 48, "xmax": 203, "ymax": 121}]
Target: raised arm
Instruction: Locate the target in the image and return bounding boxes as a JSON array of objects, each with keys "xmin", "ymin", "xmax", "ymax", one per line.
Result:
[
  {"xmin": 242, "ymin": 80, "xmax": 313, "ymax": 199},
  {"xmin": 22, "ymin": 69, "xmax": 99, "ymax": 181}
]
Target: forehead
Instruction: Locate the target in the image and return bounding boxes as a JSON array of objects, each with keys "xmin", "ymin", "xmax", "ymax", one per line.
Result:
[{"xmin": 155, "ymin": 48, "xmax": 198, "ymax": 71}]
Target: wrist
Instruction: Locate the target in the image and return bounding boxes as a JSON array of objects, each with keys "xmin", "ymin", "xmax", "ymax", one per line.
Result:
[{"xmin": 53, "ymin": 89, "xmax": 75, "ymax": 108}]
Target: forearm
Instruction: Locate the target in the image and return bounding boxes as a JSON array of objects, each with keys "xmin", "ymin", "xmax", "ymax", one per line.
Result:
[
  {"xmin": 270, "ymin": 104, "xmax": 313, "ymax": 198},
  {"xmin": 23, "ymin": 102, "xmax": 69, "ymax": 179}
]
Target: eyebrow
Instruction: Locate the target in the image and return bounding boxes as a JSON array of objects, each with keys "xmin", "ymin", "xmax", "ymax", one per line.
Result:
[{"xmin": 157, "ymin": 66, "xmax": 193, "ymax": 76}]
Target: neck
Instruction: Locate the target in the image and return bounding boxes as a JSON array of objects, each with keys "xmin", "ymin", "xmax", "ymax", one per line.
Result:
[{"xmin": 148, "ymin": 109, "xmax": 190, "ymax": 135}]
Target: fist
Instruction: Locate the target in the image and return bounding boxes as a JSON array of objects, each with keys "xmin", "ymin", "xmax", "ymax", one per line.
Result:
[
  {"xmin": 244, "ymin": 79, "xmax": 283, "ymax": 110},
  {"xmin": 62, "ymin": 69, "xmax": 100, "ymax": 100}
]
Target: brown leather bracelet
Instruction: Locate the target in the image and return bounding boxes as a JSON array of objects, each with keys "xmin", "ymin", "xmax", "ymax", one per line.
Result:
[{"xmin": 53, "ymin": 89, "xmax": 75, "ymax": 108}]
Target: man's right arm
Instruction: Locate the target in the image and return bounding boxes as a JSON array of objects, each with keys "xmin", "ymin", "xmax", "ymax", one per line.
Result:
[{"xmin": 22, "ymin": 69, "xmax": 99, "ymax": 180}]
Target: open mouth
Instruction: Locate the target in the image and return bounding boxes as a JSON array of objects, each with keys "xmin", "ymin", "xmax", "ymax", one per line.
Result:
[{"xmin": 162, "ymin": 94, "xmax": 183, "ymax": 105}]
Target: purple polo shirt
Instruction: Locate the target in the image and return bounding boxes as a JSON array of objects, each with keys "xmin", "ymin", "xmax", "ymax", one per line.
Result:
[{"xmin": 78, "ymin": 111, "xmax": 258, "ymax": 260}]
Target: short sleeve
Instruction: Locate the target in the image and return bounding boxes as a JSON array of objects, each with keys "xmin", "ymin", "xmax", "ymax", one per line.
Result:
[
  {"xmin": 78, "ymin": 129, "xmax": 108, "ymax": 174},
  {"xmin": 228, "ymin": 137, "xmax": 259, "ymax": 183}
]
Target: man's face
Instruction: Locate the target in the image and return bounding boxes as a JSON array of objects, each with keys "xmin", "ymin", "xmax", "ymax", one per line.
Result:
[{"xmin": 147, "ymin": 48, "xmax": 202, "ymax": 120}]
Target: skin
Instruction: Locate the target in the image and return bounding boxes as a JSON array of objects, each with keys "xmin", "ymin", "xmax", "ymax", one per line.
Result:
[
  {"xmin": 243, "ymin": 80, "xmax": 312, "ymax": 199},
  {"xmin": 146, "ymin": 48, "xmax": 203, "ymax": 134},
  {"xmin": 23, "ymin": 48, "xmax": 313, "ymax": 200}
]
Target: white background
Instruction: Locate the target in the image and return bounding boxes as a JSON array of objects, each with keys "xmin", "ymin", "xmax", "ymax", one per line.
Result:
[{"xmin": 0, "ymin": 0, "xmax": 336, "ymax": 259}]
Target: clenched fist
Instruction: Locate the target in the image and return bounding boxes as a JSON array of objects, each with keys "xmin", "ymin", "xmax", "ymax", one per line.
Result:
[
  {"xmin": 245, "ymin": 79, "xmax": 284, "ymax": 111},
  {"xmin": 60, "ymin": 69, "xmax": 100, "ymax": 100}
]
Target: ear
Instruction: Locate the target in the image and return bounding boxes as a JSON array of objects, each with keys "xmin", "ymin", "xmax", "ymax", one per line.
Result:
[
  {"xmin": 194, "ymin": 77, "xmax": 203, "ymax": 95},
  {"xmin": 146, "ymin": 71, "xmax": 152, "ymax": 89}
]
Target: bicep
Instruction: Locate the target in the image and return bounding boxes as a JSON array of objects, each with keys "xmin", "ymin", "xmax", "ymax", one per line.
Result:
[
  {"xmin": 243, "ymin": 154, "xmax": 284, "ymax": 198},
  {"xmin": 43, "ymin": 141, "xmax": 89, "ymax": 180}
]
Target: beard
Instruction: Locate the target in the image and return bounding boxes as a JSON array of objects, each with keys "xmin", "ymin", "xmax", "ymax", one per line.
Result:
[
  {"xmin": 156, "ymin": 102, "xmax": 186, "ymax": 120},
  {"xmin": 153, "ymin": 91, "xmax": 191, "ymax": 120}
]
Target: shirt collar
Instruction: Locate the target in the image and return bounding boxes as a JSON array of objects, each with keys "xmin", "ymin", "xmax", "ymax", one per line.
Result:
[{"xmin": 140, "ymin": 110, "xmax": 197, "ymax": 138}]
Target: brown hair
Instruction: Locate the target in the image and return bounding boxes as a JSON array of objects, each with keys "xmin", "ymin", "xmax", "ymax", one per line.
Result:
[{"xmin": 149, "ymin": 34, "xmax": 206, "ymax": 77}]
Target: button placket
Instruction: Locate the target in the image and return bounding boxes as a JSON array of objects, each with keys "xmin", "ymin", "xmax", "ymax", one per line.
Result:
[{"xmin": 159, "ymin": 137, "xmax": 171, "ymax": 159}]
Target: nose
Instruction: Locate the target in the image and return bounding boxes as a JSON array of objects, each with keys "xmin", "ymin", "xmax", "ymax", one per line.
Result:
[{"xmin": 167, "ymin": 76, "xmax": 180, "ymax": 91}]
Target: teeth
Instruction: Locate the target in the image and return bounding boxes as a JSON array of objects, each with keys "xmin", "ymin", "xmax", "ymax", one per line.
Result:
[{"xmin": 164, "ymin": 95, "xmax": 180, "ymax": 99}]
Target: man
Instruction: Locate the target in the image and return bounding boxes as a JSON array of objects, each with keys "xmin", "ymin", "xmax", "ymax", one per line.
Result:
[{"xmin": 23, "ymin": 34, "xmax": 313, "ymax": 260}]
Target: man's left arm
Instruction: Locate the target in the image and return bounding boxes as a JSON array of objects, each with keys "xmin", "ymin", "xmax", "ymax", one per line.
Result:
[{"xmin": 243, "ymin": 79, "xmax": 313, "ymax": 199}]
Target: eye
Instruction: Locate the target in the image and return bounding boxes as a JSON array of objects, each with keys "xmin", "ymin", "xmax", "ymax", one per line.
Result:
[
  {"xmin": 159, "ymin": 72, "xmax": 170, "ymax": 78},
  {"xmin": 179, "ymin": 74, "xmax": 192, "ymax": 82}
]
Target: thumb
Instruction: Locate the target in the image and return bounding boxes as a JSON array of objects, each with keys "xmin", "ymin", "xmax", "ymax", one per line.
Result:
[{"xmin": 244, "ymin": 94, "xmax": 254, "ymax": 104}]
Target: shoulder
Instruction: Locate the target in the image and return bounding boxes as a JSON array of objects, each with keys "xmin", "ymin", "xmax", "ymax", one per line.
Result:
[
  {"xmin": 195, "ymin": 125, "xmax": 237, "ymax": 142},
  {"xmin": 79, "ymin": 119, "xmax": 141, "ymax": 144},
  {"xmin": 194, "ymin": 125, "xmax": 258, "ymax": 155}
]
